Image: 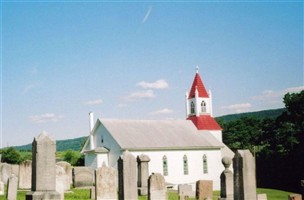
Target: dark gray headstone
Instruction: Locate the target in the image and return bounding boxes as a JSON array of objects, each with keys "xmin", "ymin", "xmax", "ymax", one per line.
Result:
[
  {"xmin": 233, "ymin": 150, "xmax": 256, "ymax": 200},
  {"xmin": 220, "ymin": 157, "xmax": 233, "ymax": 200},
  {"xmin": 26, "ymin": 132, "xmax": 61, "ymax": 200},
  {"xmin": 137, "ymin": 154, "xmax": 150, "ymax": 195},
  {"xmin": 118, "ymin": 151, "xmax": 137, "ymax": 200}
]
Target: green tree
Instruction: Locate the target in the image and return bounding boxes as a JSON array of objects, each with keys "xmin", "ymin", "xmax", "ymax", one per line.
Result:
[
  {"xmin": 63, "ymin": 150, "xmax": 84, "ymax": 166},
  {"xmin": 1, "ymin": 147, "xmax": 22, "ymax": 164},
  {"xmin": 221, "ymin": 117, "xmax": 263, "ymax": 153}
]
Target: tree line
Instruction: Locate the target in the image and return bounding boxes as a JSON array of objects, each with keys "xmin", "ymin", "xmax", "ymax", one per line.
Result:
[{"xmin": 218, "ymin": 90, "xmax": 304, "ymax": 193}]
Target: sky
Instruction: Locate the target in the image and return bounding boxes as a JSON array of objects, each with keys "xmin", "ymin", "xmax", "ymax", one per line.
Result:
[{"xmin": 1, "ymin": 1, "xmax": 303, "ymax": 147}]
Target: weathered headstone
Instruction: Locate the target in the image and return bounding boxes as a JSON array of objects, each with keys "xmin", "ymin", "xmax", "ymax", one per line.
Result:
[
  {"xmin": 196, "ymin": 180, "xmax": 213, "ymax": 200},
  {"xmin": 90, "ymin": 187, "xmax": 95, "ymax": 200},
  {"xmin": 11, "ymin": 165, "xmax": 19, "ymax": 178},
  {"xmin": 0, "ymin": 163, "xmax": 12, "ymax": 184},
  {"xmin": 233, "ymin": 150, "xmax": 256, "ymax": 200},
  {"xmin": 26, "ymin": 132, "xmax": 61, "ymax": 200},
  {"xmin": 73, "ymin": 167, "xmax": 94, "ymax": 187},
  {"xmin": 220, "ymin": 157, "xmax": 233, "ymax": 200},
  {"xmin": 57, "ymin": 161, "xmax": 72, "ymax": 184},
  {"xmin": 56, "ymin": 165, "xmax": 70, "ymax": 200},
  {"xmin": 148, "ymin": 173, "xmax": 167, "ymax": 200},
  {"xmin": 19, "ymin": 160, "xmax": 32, "ymax": 189},
  {"xmin": 137, "ymin": 154, "xmax": 150, "ymax": 196},
  {"xmin": 6, "ymin": 174, "xmax": 18, "ymax": 200},
  {"xmin": 178, "ymin": 184, "xmax": 194, "ymax": 200},
  {"xmin": 257, "ymin": 193, "xmax": 267, "ymax": 200},
  {"xmin": 118, "ymin": 150, "xmax": 137, "ymax": 200},
  {"xmin": 288, "ymin": 194, "xmax": 302, "ymax": 200},
  {"xmin": 95, "ymin": 164, "xmax": 117, "ymax": 200},
  {"xmin": 0, "ymin": 181, "xmax": 4, "ymax": 195}
]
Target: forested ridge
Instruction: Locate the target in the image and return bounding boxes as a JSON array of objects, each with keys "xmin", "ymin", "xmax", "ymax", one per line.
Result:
[{"xmin": 217, "ymin": 90, "xmax": 304, "ymax": 193}]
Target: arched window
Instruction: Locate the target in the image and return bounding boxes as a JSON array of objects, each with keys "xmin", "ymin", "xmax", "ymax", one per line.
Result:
[
  {"xmin": 201, "ymin": 101, "xmax": 206, "ymax": 113},
  {"xmin": 183, "ymin": 155, "xmax": 188, "ymax": 175},
  {"xmin": 191, "ymin": 102, "xmax": 195, "ymax": 114},
  {"xmin": 163, "ymin": 155, "xmax": 168, "ymax": 176},
  {"xmin": 203, "ymin": 154, "xmax": 208, "ymax": 174}
]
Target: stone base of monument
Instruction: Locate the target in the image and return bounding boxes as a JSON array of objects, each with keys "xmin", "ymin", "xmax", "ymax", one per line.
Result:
[{"xmin": 26, "ymin": 191, "xmax": 61, "ymax": 200}]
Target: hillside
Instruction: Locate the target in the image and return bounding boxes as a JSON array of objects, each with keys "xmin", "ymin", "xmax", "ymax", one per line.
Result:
[
  {"xmin": 215, "ymin": 108, "xmax": 285, "ymax": 122},
  {"xmin": 14, "ymin": 108, "xmax": 285, "ymax": 152},
  {"xmin": 15, "ymin": 136, "xmax": 87, "ymax": 152}
]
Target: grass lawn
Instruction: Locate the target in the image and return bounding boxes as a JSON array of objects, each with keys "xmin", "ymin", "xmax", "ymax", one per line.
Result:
[{"xmin": 0, "ymin": 188, "xmax": 297, "ymax": 200}]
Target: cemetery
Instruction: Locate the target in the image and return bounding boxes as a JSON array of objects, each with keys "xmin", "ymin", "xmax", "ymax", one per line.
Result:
[{"xmin": 0, "ymin": 132, "xmax": 302, "ymax": 200}]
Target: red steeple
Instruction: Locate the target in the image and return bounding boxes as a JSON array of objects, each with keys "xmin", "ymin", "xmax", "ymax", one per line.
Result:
[
  {"xmin": 186, "ymin": 66, "xmax": 222, "ymax": 131},
  {"xmin": 188, "ymin": 71, "xmax": 209, "ymax": 99}
]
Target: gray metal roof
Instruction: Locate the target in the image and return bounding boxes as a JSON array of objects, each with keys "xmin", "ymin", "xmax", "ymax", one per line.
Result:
[{"xmin": 99, "ymin": 119, "xmax": 224, "ymax": 150}]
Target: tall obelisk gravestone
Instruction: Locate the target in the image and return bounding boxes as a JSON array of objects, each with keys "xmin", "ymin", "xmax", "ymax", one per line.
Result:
[{"xmin": 26, "ymin": 132, "xmax": 61, "ymax": 200}]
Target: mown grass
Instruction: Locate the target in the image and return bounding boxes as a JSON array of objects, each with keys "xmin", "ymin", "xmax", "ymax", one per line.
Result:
[{"xmin": 0, "ymin": 188, "xmax": 297, "ymax": 200}]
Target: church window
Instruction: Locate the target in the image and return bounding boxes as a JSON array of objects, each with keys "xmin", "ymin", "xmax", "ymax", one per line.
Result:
[
  {"xmin": 163, "ymin": 155, "xmax": 168, "ymax": 176},
  {"xmin": 203, "ymin": 154, "xmax": 208, "ymax": 174},
  {"xmin": 201, "ymin": 101, "xmax": 206, "ymax": 113},
  {"xmin": 191, "ymin": 102, "xmax": 195, "ymax": 114},
  {"xmin": 183, "ymin": 155, "xmax": 189, "ymax": 175}
]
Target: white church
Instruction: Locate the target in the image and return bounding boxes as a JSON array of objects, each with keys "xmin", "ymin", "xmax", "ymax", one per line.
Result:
[{"xmin": 81, "ymin": 67, "xmax": 234, "ymax": 190}]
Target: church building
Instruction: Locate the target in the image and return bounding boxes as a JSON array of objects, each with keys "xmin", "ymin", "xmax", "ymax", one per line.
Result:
[{"xmin": 81, "ymin": 67, "xmax": 233, "ymax": 190}]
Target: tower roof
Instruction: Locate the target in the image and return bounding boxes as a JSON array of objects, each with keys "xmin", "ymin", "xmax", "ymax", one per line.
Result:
[
  {"xmin": 188, "ymin": 71, "xmax": 209, "ymax": 99},
  {"xmin": 187, "ymin": 115, "xmax": 222, "ymax": 130}
]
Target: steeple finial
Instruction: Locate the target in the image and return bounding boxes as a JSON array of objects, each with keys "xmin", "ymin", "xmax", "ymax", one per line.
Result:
[{"xmin": 196, "ymin": 65, "xmax": 199, "ymax": 74}]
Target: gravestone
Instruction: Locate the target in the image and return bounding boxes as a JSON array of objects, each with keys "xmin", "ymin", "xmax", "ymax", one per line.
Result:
[
  {"xmin": 0, "ymin": 181, "xmax": 4, "ymax": 195},
  {"xmin": 95, "ymin": 164, "xmax": 117, "ymax": 200},
  {"xmin": 57, "ymin": 161, "xmax": 72, "ymax": 184},
  {"xmin": 178, "ymin": 184, "xmax": 194, "ymax": 200},
  {"xmin": 118, "ymin": 150, "xmax": 137, "ymax": 200},
  {"xmin": 196, "ymin": 180, "xmax": 213, "ymax": 200},
  {"xmin": 19, "ymin": 160, "xmax": 32, "ymax": 189},
  {"xmin": 220, "ymin": 157, "xmax": 233, "ymax": 200},
  {"xmin": 11, "ymin": 165, "xmax": 19, "ymax": 178},
  {"xmin": 56, "ymin": 165, "xmax": 70, "ymax": 200},
  {"xmin": 257, "ymin": 193, "xmax": 267, "ymax": 200},
  {"xmin": 0, "ymin": 163, "xmax": 12, "ymax": 184},
  {"xmin": 26, "ymin": 132, "xmax": 61, "ymax": 200},
  {"xmin": 73, "ymin": 167, "xmax": 94, "ymax": 187},
  {"xmin": 233, "ymin": 150, "xmax": 256, "ymax": 200},
  {"xmin": 288, "ymin": 194, "xmax": 302, "ymax": 200},
  {"xmin": 137, "ymin": 154, "xmax": 150, "ymax": 195},
  {"xmin": 148, "ymin": 173, "xmax": 167, "ymax": 200},
  {"xmin": 90, "ymin": 187, "xmax": 95, "ymax": 200},
  {"xmin": 6, "ymin": 174, "xmax": 18, "ymax": 200}
]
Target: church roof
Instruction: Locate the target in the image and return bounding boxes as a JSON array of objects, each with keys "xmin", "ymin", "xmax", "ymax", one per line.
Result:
[
  {"xmin": 98, "ymin": 119, "xmax": 224, "ymax": 150},
  {"xmin": 188, "ymin": 72, "xmax": 209, "ymax": 99},
  {"xmin": 187, "ymin": 115, "xmax": 222, "ymax": 130}
]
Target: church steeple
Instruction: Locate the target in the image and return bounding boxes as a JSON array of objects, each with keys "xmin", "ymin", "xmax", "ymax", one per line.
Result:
[{"xmin": 186, "ymin": 66, "xmax": 222, "ymax": 131}]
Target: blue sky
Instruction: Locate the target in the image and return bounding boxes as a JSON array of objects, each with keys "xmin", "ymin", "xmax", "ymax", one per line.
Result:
[{"xmin": 1, "ymin": 1, "xmax": 303, "ymax": 147}]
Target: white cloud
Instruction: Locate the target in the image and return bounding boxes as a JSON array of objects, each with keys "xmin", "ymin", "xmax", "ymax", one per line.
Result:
[
  {"xmin": 124, "ymin": 90, "xmax": 155, "ymax": 101},
  {"xmin": 142, "ymin": 6, "xmax": 152, "ymax": 24},
  {"xmin": 150, "ymin": 108, "xmax": 173, "ymax": 115},
  {"xmin": 221, "ymin": 103, "xmax": 252, "ymax": 113},
  {"xmin": 252, "ymin": 86, "xmax": 304, "ymax": 101},
  {"xmin": 116, "ymin": 103, "xmax": 128, "ymax": 108},
  {"xmin": 85, "ymin": 99, "xmax": 103, "ymax": 105},
  {"xmin": 30, "ymin": 113, "xmax": 63, "ymax": 123},
  {"xmin": 136, "ymin": 79, "xmax": 169, "ymax": 89}
]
